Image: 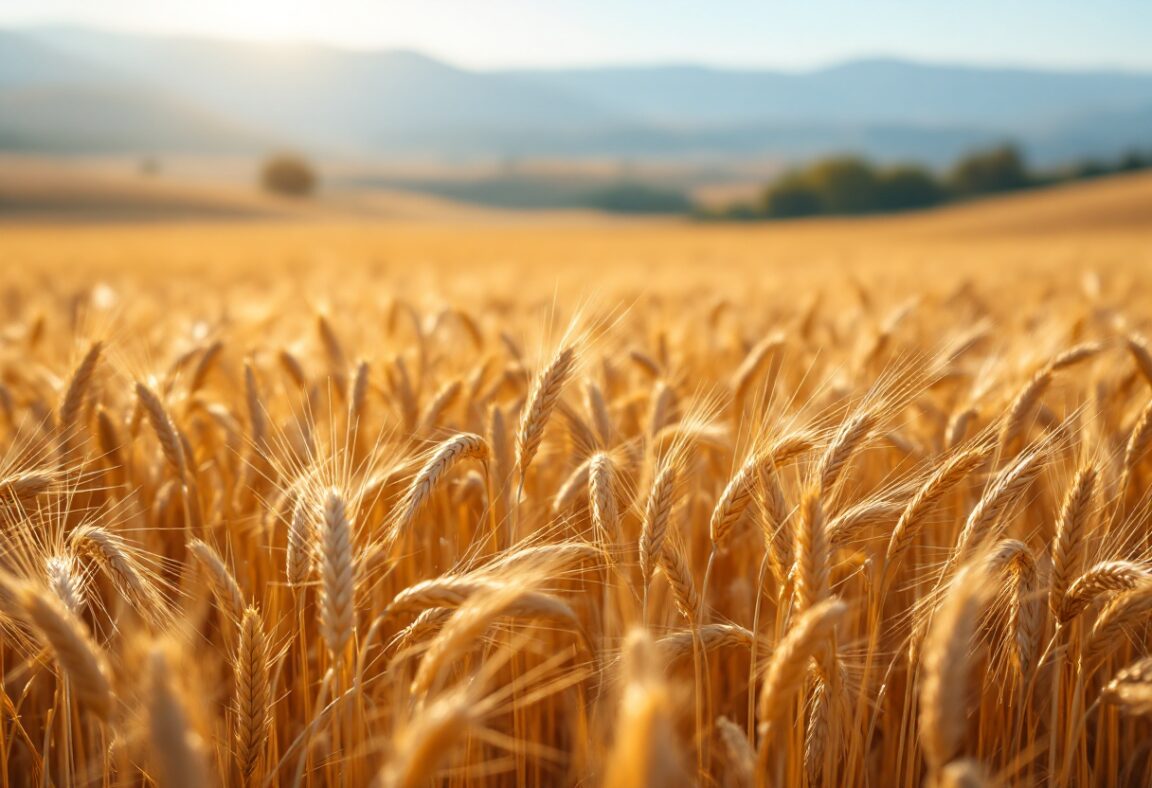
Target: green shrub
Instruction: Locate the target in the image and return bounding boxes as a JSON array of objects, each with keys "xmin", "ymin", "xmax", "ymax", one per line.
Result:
[
  {"xmin": 763, "ymin": 172, "xmax": 823, "ymax": 217},
  {"xmin": 876, "ymin": 165, "xmax": 943, "ymax": 211},
  {"xmin": 805, "ymin": 156, "xmax": 880, "ymax": 214},
  {"xmin": 948, "ymin": 144, "xmax": 1028, "ymax": 197}
]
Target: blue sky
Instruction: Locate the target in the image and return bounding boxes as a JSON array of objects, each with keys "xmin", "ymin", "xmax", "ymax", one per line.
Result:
[{"xmin": 5, "ymin": 0, "xmax": 1152, "ymax": 71}]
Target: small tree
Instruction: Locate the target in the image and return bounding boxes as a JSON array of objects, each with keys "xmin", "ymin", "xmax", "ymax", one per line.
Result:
[
  {"xmin": 1118, "ymin": 150, "xmax": 1148, "ymax": 172},
  {"xmin": 806, "ymin": 156, "xmax": 880, "ymax": 214},
  {"xmin": 763, "ymin": 172, "xmax": 823, "ymax": 218},
  {"xmin": 948, "ymin": 144, "xmax": 1028, "ymax": 197},
  {"xmin": 876, "ymin": 165, "xmax": 943, "ymax": 211},
  {"xmin": 261, "ymin": 152, "xmax": 317, "ymax": 197}
]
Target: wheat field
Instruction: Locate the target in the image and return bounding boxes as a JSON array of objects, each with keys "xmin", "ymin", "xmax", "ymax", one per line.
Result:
[{"xmin": 1, "ymin": 179, "xmax": 1152, "ymax": 787}]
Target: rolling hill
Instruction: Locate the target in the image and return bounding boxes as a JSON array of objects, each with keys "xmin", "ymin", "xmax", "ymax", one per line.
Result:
[
  {"xmin": 3, "ymin": 148, "xmax": 1151, "ymax": 232},
  {"xmin": 0, "ymin": 85, "xmax": 270, "ymax": 154},
  {"xmin": 2, "ymin": 26, "xmax": 1152, "ymax": 164}
]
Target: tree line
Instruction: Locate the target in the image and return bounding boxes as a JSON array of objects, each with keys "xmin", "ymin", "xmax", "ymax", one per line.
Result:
[
  {"xmin": 256, "ymin": 144, "xmax": 1152, "ymax": 217},
  {"xmin": 706, "ymin": 143, "xmax": 1152, "ymax": 220}
]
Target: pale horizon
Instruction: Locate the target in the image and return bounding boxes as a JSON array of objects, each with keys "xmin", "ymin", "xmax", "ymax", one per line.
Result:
[{"xmin": 4, "ymin": 0, "xmax": 1152, "ymax": 72}]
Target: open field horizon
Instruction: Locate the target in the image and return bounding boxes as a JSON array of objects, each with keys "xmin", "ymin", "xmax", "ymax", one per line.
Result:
[{"xmin": 3, "ymin": 167, "xmax": 1149, "ymax": 288}]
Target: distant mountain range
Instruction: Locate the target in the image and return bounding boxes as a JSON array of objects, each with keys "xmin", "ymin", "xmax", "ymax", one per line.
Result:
[{"xmin": 3, "ymin": 26, "xmax": 1152, "ymax": 166}]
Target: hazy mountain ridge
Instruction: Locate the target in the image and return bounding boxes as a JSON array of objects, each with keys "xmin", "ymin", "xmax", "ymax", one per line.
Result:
[
  {"xmin": 506, "ymin": 58, "xmax": 1152, "ymax": 128},
  {"xmin": 2, "ymin": 26, "xmax": 1151, "ymax": 164}
]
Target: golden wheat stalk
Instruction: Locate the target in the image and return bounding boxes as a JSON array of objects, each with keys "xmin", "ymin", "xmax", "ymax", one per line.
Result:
[
  {"xmin": 70, "ymin": 524, "xmax": 164, "ymax": 618},
  {"xmin": 884, "ymin": 444, "xmax": 991, "ymax": 577},
  {"xmin": 919, "ymin": 565, "xmax": 991, "ymax": 774},
  {"xmin": 639, "ymin": 460, "xmax": 677, "ymax": 594},
  {"xmin": 1049, "ymin": 463, "xmax": 1098, "ymax": 617},
  {"xmin": 17, "ymin": 582, "xmax": 113, "ymax": 720},
  {"xmin": 44, "ymin": 554, "xmax": 86, "ymax": 615},
  {"xmin": 377, "ymin": 688, "xmax": 477, "ymax": 788},
  {"xmin": 1101, "ymin": 656, "xmax": 1152, "ymax": 715},
  {"xmin": 319, "ymin": 488, "xmax": 356, "ymax": 659},
  {"xmin": 147, "ymin": 647, "xmax": 211, "ymax": 788},
  {"xmin": 793, "ymin": 489, "xmax": 830, "ymax": 612},
  {"xmin": 588, "ymin": 451, "xmax": 619, "ymax": 545},
  {"xmin": 757, "ymin": 597, "xmax": 846, "ymax": 739},
  {"xmin": 136, "ymin": 382, "xmax": 187, "ymax": 481},
  {"xmin": 710, "ymin": 451, "xmax": 760, "ymax": 548},
  {"xmin": 188, "ymin": 538, "xmax": 245, "ymax": 625},
  {"xmin": 516, "ymin": 345, "xmax": 577, "ymax": 486},
  {"xmin": 57, "ymin": 340, "xmax": 102, "ymax": 459},
  {"xmin": 1059, "ymin": 560, "xmax": 1151, "ymax": 623},
  {"xmin": 233, "ymin": 606, "xmax": 270, "ymax": 781},
  {"xmin": 286, "ymin": 496, "xmax": 315, "ymax": 589},
  {"xmin": 604, "ymin": 629, "xmax": 688, "ymax": 787},
  {"xmin": 394, "ymin": 433, "xmax": 489, "ymax": 534}
]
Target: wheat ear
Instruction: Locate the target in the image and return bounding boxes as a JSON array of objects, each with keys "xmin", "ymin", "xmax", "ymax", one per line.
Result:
[
  {"xmin": 1059, "ymin": 560, "xmax": 1151, "ymax": 623},
  {"xmin": 588, "ymin": 451, "xmax": 619, "ymax": 545},
  {"xmin": 71, "ymin": 524, "xmax": 163, "ymax": 618},
  {"xmin": 58, "ymin": 340, "xmax": 102, "ymax": 458},
  {"xmin": 640, "ymin": 460, "xmax": 677, "ymax": 594},
  {"xmin": 1101, "ymin": 656, "xmax": 1152, "ymax": 715},
  {"xmin": 710, "ymin": 451, "xmax": 760, "ymax": 548},
  {"xmin": 516, "ymin": 345, "xmax": 577, "ymax": 486},
  {"xmin": 377, "ymin": 688, "xmax": 477, "ymax": 788},
  {"xmin": 604, "ymin": 629, "xmax": 687, "ymax": 787},
  {"xmin": 188, "ymin": 538, "xmax": 245, "ymax": 625},
  {"xmin": 757, "ymin": 598, "xmax": 847, "ymax": 743},
  {"xmin": 816, "ymin": 411, "xmax": 877, "ymax": 492},
  {"xmin": 45, "ymin": 554, "xmax": 86, "ymax": 615},
  {"xmin": 659, "ymin": 537, "xmax": 699, "ymax": 625},
  {"xmin": 1083, "ymin": 582, "xmax": 1152, "ymax": 665},
  {"xmin": 885, "ymin": 444, "xmax": 991, "ymax": 577},
  {"xmin": 136, "ymin": 382, "xmax": 187, "ymax": 481},
  {"xmin": 18, "ymin": 582, "xmax": 113, "ymax": 720},
  {"xmin": 919, "ymin": 566, "xmax": 991, "ymax": 774},
  {"xmin": 147, "ymin": 647, "xmax": 211, "ymax": 788},
  {"xmin": 1049, "ymin": 463, "xmax": 1098, "ymax": 617},
  {"xmin": 793, "ymin": 489, "xmax": 830, "ymax": 612},
  {"xmin": 233, "ymin": 606, "xmax": 270, "ymax": 781},
  {"xmin": 319, "ymin": 488, "xmax": 356, "ymax": 659},
  {"xmin": 656, "ymin": 623, "xmax": 755, "ymax": 663},
  {"xmin": 394, "ymin": 433, "xmax": 489, "ymax": 534}
]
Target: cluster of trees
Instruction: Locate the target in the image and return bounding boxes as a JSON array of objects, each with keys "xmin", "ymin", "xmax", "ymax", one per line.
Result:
[
  {"xmin": 1041, "ymin": 148, "xmax": 1152, "ymax": 184},
  {"xmin": 763, "ymin": 158, "xmax": 947, "ymax": 218},
  {"xmin": 761, "ymin": 145, "xmax": 1027, "ymax": 219},
  {"xmin": 253, "ymin": 143, "xmax": 1152, "ymax": 216},
  {"xmin": 710, "ymin": 143, "xmax": 1152, "ymax": 220}
]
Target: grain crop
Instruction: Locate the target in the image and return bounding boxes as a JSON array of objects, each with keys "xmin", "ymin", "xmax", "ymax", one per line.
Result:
[{"xmin": 0, "ymin": 211, "xmax": 1151, "ymax": 786}]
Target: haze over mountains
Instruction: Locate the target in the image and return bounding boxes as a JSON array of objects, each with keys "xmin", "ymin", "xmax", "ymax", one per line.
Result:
[{"xmin": 4, "ymin": 26, "xmax": 1152, "ymax": 166}]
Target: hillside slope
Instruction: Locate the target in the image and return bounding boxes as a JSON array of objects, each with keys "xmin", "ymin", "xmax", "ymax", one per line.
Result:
[
  {"xmin": 5, "ymin": 26, "xmax": 1152, "ymax": 162},
  {"xmin": 2, "ymin": 152, "xmax": 1150, "ymax": 232},
  {"xmin": 898, "ymin": 169, "xmax": 1152, "ymax": 237},
  {"xmin": 0, "ymin": 86, "xmax": 269, "ymax": 154}
]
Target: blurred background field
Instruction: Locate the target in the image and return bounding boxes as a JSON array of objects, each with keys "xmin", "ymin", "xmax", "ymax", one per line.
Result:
[{"xmin": 3, "ymin": 166, "xmax": 1149, "ymax": 305}]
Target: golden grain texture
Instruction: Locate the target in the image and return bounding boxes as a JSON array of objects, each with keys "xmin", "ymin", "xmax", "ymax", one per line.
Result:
[{"xmin": 0, "ymin": 187, "xmax": 1150, "ymax": 786}]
